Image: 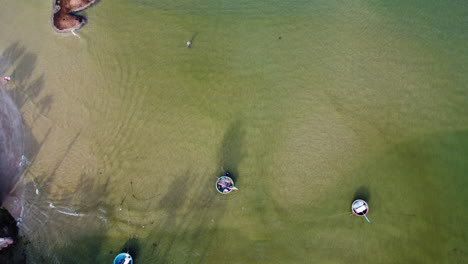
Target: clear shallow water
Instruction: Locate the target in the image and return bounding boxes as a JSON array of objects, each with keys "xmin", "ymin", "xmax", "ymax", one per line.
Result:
[{"xmin": 0, "ymin": 0, "xmax": 467, "ymax": 263}]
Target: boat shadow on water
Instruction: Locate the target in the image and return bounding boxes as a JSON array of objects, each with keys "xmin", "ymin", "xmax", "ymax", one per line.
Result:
[
  {"xmin": 118, "ymin": 237, "xmax": 140, "ymax": 262},
  {"xmin": 352, "ymin": 186, "xmax": 370, "ymax": 203},
  {"xmin": 218, "ymin": 119, "xmax": 246, "ymax": 184}
]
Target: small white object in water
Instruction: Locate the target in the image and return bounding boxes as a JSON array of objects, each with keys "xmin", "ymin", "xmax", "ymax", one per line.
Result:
[
  {"xmin": 186, "ymin": 41, "xmax": 191, "ymax": 47},
  {"xmin": 19, "ymin": 155, "xmax": 29, "ymax": 167},
  {"xmin": 71, "ymin": 29, "xmax": 81, "ymax": 39},
  {"xmin": 16, "ymin": 217, "xmax": 23, "ymax": 227},
  {"xmin": 123, "ymin": 254, "xmax": 132, "ymax": 264}
]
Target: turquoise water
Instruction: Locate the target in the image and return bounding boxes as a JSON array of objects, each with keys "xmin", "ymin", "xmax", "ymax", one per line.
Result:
[{"xmin": 0, "ymin": 0, "xmax": 466, "ymax": 263}]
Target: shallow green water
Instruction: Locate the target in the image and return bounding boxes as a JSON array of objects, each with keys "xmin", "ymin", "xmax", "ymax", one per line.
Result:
[{"xmin": 0, "ymin": 0, "xmax": 467, "ymax": 263}]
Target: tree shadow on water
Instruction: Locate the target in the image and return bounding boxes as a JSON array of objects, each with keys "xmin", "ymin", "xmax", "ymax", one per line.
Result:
[
  {"xmin": 0, "ymin": 41, "xmax": 50, "ymax": 189},
  {"xmin": 0, "ymin": 41, "xmax": 51, "ymax": 115},
  {"xmin": 10, "ymin": 52, "xmax": 46, "ymax": 109},
  {"xmin": 22, "ymin": 173, "xmax": 115, "ymax": 263},
  {"xmin": 150, "ymin": 170, "xmax": 227, "ymax": 264},
  {"xmin": 0, "ymin": 41, "xmax": 25, "ymax": 76},
  {"xmin": 11, "ymin": 52, "xmax": 36, "ymax": 86},
  {"xmin": 151, "ymin": 173, "xmax": 192, "ymax": 262},
  {"xmin": 52, "ymin": 235, "xmax": 107, "ymax": 263}
]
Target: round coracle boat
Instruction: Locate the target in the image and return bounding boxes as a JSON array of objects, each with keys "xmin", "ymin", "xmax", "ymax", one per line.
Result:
[
  {"xmin": 351, "ymin": 199, "xmax": 369, "ymax": 216},
  {"xmin": 113, "ymin": 253, "xmax": 133, "ymax": 264},
  {"xmin": 216, "ymin": 173, "xmax": 238, "ymax": 194}
]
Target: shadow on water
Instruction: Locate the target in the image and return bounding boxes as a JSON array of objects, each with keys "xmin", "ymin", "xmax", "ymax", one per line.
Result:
[
  {"xmin": 1, "ymin": 42, "xmax": 109, "ymax": 259},
  {"xmin": 188, "ymin": 32, "xmax": 198, "ymax": 47},
  {"xmin": 152, "ymin": 173, "xmax": 192, "ymax": 262},
  {"xmin": 0, "ymin": 41, "xmax": 46, "ymax": 215},
  {"xmin": 0, "ymin": 41, "xmax": 51, "ymax": 186},
  {"xmin": 0, "ymin": 41, "xmax": 109, "ymax": 263},
  {"xmin": 353, "ymin": 186, "xmax": 370, "ymax": 203},
  {"xmin": 218, "ymin": 119, "xmax": 246, "ymax": 183},
  {"xmin": 0, "ymin": 41, "xmax": 49, "ymax": 264},
  {"xmin": 52, "ymin": 235, "xmax": 107, "ymax": 264},
  {"xmin": 119, "ymin": 237, "xmax": 140, "ymax": 261},
  {"xmin": 0, "ymin": 41, "xmax": 25, "ymax": 77},
  {"xmin": 0, "ymin": 41, "xmax": 52, "ymax": 115},
  {"xmin": 33, "ymin": 131, "xmax": 81, "ymax": 190},
  {"xmin": 148, "ymin": 169, "xmax": 227, "ymax": 264},
  {"xmin": 24, "ymin": 173, "xmax": 115, "ymax": 263},
  {"xmin": 11, "ymin": 53, "xmax": 36, "ymax": 87},
  {"xmin": 10, "ymin": 51, "xmax": 46, "ymax": 109}
]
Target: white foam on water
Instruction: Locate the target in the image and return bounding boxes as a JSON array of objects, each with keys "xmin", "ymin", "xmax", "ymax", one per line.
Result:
[
  {"xmin": 56, "ymin": 210, "xmax": 85, "ymax": 217},
  {"xmin": 97, "ymin": 215, "xmax": 108, "ymax": 224},
  {"xmin": 19, "ymin": 155, "xmax": 29, "ymax": 167},
  {"xmin": 48, "ymin": 202, "xmax": 85, "ymax": 217}
]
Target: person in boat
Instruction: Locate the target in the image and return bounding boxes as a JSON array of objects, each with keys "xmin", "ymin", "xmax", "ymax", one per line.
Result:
[
  {"xmin": 217, "ymin": 176, "xmax": 237, "ymax": 193},
  {"xmin": 217, "ymin": 180, "xmax": 230, "ymax": 192},
  {"xmin": 352, "ymin": 200, "xmax": 368, "ymax": 216},
  {"xmin": 118, "ymin": 253, "xmax": 132, "ymax": 264},
  {"xmin": 216, "ymin": 177, "xmax": 228, "ymax": 191}
]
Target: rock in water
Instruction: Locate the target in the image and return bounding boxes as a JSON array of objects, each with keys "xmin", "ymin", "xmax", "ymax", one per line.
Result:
[
  {"xmin": 0, "ymin": 83, "xmax": 26, "ymax": 224},
  {"xmin": 0, "ymin": 207, "xmax": 17, "ymax": 248},
  {"xmin": 52, "ymin": 0, "xmax": 98, "ymax": 32},
  {"xmin": 0, "ymin": 84, "xmax": 26, "ymax": 263},
  {"xmin": 0, "ymin": 207, "xmax": 25, "ymax": 263},
  {"xmin": 0, "ymin": 84, "xmax": 25, "ymax": 204}
]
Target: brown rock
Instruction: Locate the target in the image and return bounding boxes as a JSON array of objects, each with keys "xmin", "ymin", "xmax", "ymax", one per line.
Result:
[
  {"xmin": 52, "ymin": 0, "xmax": 97, "ymax": 32},
  {"xmin": 53, "ymin": 11, "xmax": 86, "ymax": 32}
]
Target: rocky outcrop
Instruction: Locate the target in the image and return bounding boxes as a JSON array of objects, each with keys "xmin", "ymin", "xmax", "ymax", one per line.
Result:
[
  {"xmin": 0, "ymin": 208, "xmax": 16, "ymax": 249},
  {"xmin": 52, "ymin": 0, "xmax": 97, "ymax": 32},
  {"xmin": 0, "ymin": 208, "xmax": 25, "ymax": 263},
  {"xmin": 0, "ymin": 84, "xmax": 25, "ymax": 208}
]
